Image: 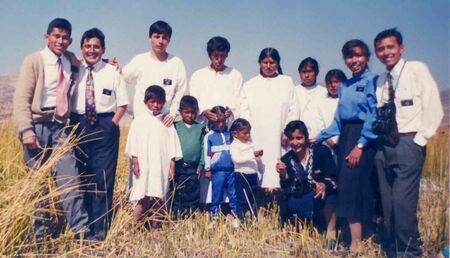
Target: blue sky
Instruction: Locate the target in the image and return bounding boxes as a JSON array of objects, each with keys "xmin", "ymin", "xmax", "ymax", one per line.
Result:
[{"xmin": 0, "ymin": 0, "xmax": 448, "ymax": 89}]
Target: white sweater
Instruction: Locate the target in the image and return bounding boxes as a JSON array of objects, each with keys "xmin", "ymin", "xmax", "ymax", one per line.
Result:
[{"xmin": 230, "ymin": 139, "xmax": 258, "ymax": 174}]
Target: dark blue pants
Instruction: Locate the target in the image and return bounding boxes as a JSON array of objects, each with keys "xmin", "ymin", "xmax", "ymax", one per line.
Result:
[
  {"xmin": 210, "ymin": 170, "xmax": 239, "ymax": 217},
  {"xmin": 170, "ymin": 161, "xmax": 200, "ymax": 218},
  {"xmin": 235, "ymin": 173, "xmax": 258, "ymax": 218},
  {"xmin": 71, "ymin": 113, "xmax": 119, "ymax": 240}
]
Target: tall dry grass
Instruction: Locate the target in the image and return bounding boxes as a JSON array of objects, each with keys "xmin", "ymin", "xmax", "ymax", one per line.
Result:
[{"xmin": 0, "ymin": 120, "xmax": 447, "ymax": 256}]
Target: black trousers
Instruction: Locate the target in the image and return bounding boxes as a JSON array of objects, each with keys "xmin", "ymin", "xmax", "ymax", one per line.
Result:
[
  {"xmin": 235, "ymin": 173, "xmax": 258, "ymax": 219},
  {"xmin": 170, "ymin": 161, "xmax": 200, "ymax": 218},
  {"xmin": 71, "ymin": 113, "xmax": 119, "ymax": 240},
  {"xmin": 374, "ymin": 135, "xmax": 425, "ymax": 257}
]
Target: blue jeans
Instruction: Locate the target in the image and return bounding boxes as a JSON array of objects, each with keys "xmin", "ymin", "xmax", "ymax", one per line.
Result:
[{"xmin": 210, "ymin": 170, "xmax": 239, "ymax": 217}]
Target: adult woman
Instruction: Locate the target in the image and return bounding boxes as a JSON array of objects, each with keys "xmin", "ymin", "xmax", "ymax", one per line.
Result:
[
  {"xmin": 240, "ymin": 48, "xmax": 299, "ymax": 208},
  {"xmin": 313, "ymin": 39, "xmax": 378, "ymax": 250}
]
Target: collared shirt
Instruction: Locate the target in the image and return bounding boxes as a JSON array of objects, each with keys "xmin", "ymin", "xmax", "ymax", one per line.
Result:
[
  {"xmin": 40, "ymin": 47, "xmax": 72, "ymax": 108},
  {"xmin": 189, "ymin": 66, "xmax": 243, "ymax": 124},
  {"xmin": 316, "ymin": 68, "xmax": 378, "ymax": 146},
  {"xmin": 122, "ymin": 51, "xmax": 187, "ymax": 118},
  {"xmin": 295, "ymin": 84, "xmax": 328, "ymax": 138},
  {"xmin": 376, "ymin": 59, "xmax": 443, "ymax": 146},
  {"xmin": 71, "ymin": 61, "xmax": 129, "ymax": 114}
]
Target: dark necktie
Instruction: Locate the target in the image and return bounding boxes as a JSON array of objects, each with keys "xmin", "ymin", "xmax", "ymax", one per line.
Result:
[
  {"xmin": 85, "ymin": 66, "xmax": 97, "ymax": 125},
  {"xmin": 387, "ymin": 72, "xmax": 395, "ymax": 102}
]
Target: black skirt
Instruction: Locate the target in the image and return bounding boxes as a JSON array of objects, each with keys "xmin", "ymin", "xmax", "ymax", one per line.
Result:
[{"xmin": 335, "ymin": 122, "xmax": 375, "ymax": 221}]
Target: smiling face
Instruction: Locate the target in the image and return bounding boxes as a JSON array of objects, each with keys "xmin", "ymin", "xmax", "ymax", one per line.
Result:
[
  {"xmin": 45, "ymin": 27, "xmax": 72, "ymax": 56},
  {"xmin": 259, "ymin": 57, "xmax": 278, "ymax": 78},
  {"xmin": 81, "ymin": 37, "xmax": 105, "ymax": 66},
  {"xmin": 150, "ymin": 33, "xmax": 170, "ymax": 56},
  {"xmin": 299, "ymin": 65, "xmax": 318, "ymax": 87},
  {"xmin": 375, "ymin": 36, "xmax": 404, "ymax": 71},
  {"xmin": 344, "ymin": 46, "xmax": 369, "ymax": 76},
  {"xmin": 288, "ymin": 129, "xmax": 307, "ymax": 153}
]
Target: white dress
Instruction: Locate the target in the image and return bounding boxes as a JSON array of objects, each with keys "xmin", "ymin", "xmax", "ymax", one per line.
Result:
[
  {"xmin": 240, "ymin": 74, "xmax": 299, "ymax": 188},
  {"xmin": 294, "ymin": 84, "xmax": 327, "ymax": 138},
  {"xmin": 125, "ymin": 111, "xmax": 182, "ymax": 201}
]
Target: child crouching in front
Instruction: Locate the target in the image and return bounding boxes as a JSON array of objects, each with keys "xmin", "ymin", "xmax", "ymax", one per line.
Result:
[
  {"xmin": 125, "ymin": 85, "xmax": 182, "ymax": 228},
  {"xmin": 170, "ymin": 95, "xmax": 205, "ymax": 218},
  {"xmin": 229, "ymin": 118, "xmax": 263, "ymax": 219},
  {"xmin": 204, "ymin": 106, "xmax": 240, "ymax": 227}
]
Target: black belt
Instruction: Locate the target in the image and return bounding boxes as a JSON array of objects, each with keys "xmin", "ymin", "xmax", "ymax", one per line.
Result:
[
  {"xmin": 71, "ymin": 112, "xmax": 114, "ymax": 118},
  {"xmin": 41, "ymin": 107, "xmax": 55, "ymax": 111},
  {"xmin": 399, "ymin": 132, "xmax": 416, "ymax": 137}
]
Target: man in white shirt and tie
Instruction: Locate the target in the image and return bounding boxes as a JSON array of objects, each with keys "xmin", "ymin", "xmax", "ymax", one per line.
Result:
[
  {"xmin": 13, "ymin": 18, "xmax": 91, "ymax": 242},
  {"xmin": 71, "ymin": 28, "xmax": 129, "ymax": 241},
  {"xmin": 373, "ymin": 28, "xmax": 443, "ymax": 258}
]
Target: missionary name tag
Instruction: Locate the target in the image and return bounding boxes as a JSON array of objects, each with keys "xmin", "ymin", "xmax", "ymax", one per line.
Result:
[
  {"xmin": 401, "ymin": 99, "xmax": 414, "ymax": 106},
  {"xmin": 102, "ymin": 89, "xmax": 112, "ymax": 96},
  {"xmin": 163, "ymin": 79, "xmax": 172, "ymax": 85},
  {"xmin": 356, "ymin": 85, "xmax": 365, "ymax": 92}
]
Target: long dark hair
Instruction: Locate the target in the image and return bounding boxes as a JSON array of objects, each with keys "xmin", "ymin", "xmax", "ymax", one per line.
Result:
[{"xmin": 258, "ymin": 47, "xmax": 283, "ymax": 75}]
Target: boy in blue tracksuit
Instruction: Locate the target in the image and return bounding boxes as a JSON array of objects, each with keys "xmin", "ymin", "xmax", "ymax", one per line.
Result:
[{"xmin": 203, "ymin": 106, "xmax": 240, "ymax": 220}]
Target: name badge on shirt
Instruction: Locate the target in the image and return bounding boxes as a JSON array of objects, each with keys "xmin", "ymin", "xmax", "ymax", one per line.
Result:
[
  {"xmin": 356, "ymin": 85, "xmax": 365, "ymax": 92},
  {"xmin": 163, "ymin": 79, "xmax": 172, "ymax": 85},
  {"xmin": 102, "ymin": 89, "xmax": 112, "ymax": 96},
  {"xmin": 401, "ymin": 99, "xmax": 414, "ymax": 106}
]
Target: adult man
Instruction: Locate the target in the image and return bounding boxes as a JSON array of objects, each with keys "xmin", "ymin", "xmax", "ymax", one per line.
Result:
[
  {"xmin": 71, "ymin": 28, "xmax": 128, "ymax": 240},
  {"xmin": 373, "ymin": 28, "xmax": 443, "ymax": 257},
  {"xmin": 13, "ymin": 18, "xmax": 90, "ymax": 241},
  {"xmin": 123, "ymin": 20, "xmax": 187, "ymax": 126},
  {"xmin": 188, "ymin": 36, "xmax": 244, "ymax": 205}
]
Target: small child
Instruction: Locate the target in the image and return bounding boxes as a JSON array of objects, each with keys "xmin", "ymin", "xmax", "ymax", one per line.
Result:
[
  {"xmin": 229, "ymin": 118, "xmax": 263, "ymax": 219},
  {"xmin": 171, "ymin": 95, "xmax": 205, "ymax": 218},
  {"xmin": 125, "ymin": 85, "xmax": 182, "ymax": 226},
  {"xmin": 204, "ymin": 106, "xmax": 240, "ymax": 224}
]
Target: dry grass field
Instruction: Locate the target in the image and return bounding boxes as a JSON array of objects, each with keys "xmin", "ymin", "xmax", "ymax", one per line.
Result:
[{"xmin": 0, "ymin": 120, "xmax": 447, "ymax": 257}]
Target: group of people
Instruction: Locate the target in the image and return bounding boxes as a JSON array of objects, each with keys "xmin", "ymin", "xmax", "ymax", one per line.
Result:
[{"xmin": 13, "ymin": 17, "xmax": 443, "ymax": 258}]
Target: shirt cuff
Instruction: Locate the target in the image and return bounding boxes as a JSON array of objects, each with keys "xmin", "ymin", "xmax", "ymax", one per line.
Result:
[
  {"xmin": 413, "ymin": 133, "xmax": 427, "ymax": 146},
  {"xmin": 357, "ymin": 137, "xmax": 368, "ymax": 147}
]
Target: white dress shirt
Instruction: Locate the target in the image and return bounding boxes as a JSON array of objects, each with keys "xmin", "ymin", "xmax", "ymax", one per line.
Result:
[
  {"xmin": 230, "ymin": 139, "xmax": 259, "ymax": 174},
  {"xmin": 122, "ymin": 52, "xmax": 187, "ymax": 118},
  {"xmin": 376, "ymin": 59, "xmax": 443, "ymax": 146},
  {"xmin": 72, "ymin": 61, "xmax": 129, "ymax": 114},
  {"xmin": 318, "ymin": 95, "xmax": 339, "ymax": 143},
  {"xmin": 189, "ymin": 66, "xmax": 243, "ymax": 124},
  {"xmin": 40, "ymin": 47, "xmax": 72, "ymax": 108},
  {"xmin": 294, "ymin": 84, "xmax": 328, "ymax": 138}
]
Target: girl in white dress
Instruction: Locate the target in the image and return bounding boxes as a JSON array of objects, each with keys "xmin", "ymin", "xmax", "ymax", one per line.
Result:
[
  {"xmin": 125, "ymin": 85, "xmax": 182, "ymax": 226},
  {"xmin": 240, "ymin": 48, "xmax": 299, "ymax": 208}
]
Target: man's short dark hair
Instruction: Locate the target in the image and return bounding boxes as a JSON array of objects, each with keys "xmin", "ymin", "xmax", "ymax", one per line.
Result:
[
  {"xmin": 179, "ymin": 95, "xmax": 199, "ymax": 112},
  {"xmin": 47, "ymin": 18, "xmax": 72, "ymax": 36},
  {"xmin": 149, "ymin": 20, "xmax": 172, "ymax": 38},
  {"xmin": 80, "ymin": 28, "xmax": 105, "ymax": 48},
  {"xmin": 374, "ymin": 27, "xmax": 403, "ymax": 46},
  {"xmin": 342, "ymin": 39, "xmax": 370, "ymax": 59},
  {"xmin": 144, "ymin": 85, "xmax": 166, "ymax": 103},
  {"xmin": 207, "ymin": 36, "xmax": 231, "ymax": 57}
]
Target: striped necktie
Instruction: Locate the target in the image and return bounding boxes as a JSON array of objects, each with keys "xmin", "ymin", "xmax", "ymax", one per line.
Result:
[
  {"xmin": 85, "ymin": 66, "xmax": 97, "ymax": 125},
  {"xmin": 55, "ymin": 57, "xmax": 68, "ymax": 118},
  {"xmin": 387, "ymin": 72, "xmax": 395, "ymax": 102}
]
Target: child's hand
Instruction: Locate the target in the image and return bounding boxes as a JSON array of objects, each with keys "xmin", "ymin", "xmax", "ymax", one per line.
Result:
[
  {"xmin": 275, "ymin": 160, "xmax": 287, "ymax": 179},
  {"xmin": 163, "ymin": 115, "xmax": 175, "ymax": 127},
  {"xmin": 254, "ymin": 150, "xmax": 264, "ymax": 157},
  {"xmin": 196, "ymin": 168, "xmax": 202, "ymax": 179},
  {"xmin": 132, "ymin": 157, "xmax": 140, "ymax": 177},
  {"xmin": 205, "ymin": 171, "xmax": 212, "ymax": 180}
]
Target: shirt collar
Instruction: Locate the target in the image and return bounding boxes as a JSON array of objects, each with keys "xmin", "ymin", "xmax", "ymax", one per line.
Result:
[
  {"xmin": 41, "ymin": 46, "xmax": 64, "ymax": 64},
  {"xmin": 388, "ymin": 58, "xmax": 405, "ymax": 77},
  {"xmin": 83, "ymin": 60, "xmax": 105, "ymax": 72}
]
